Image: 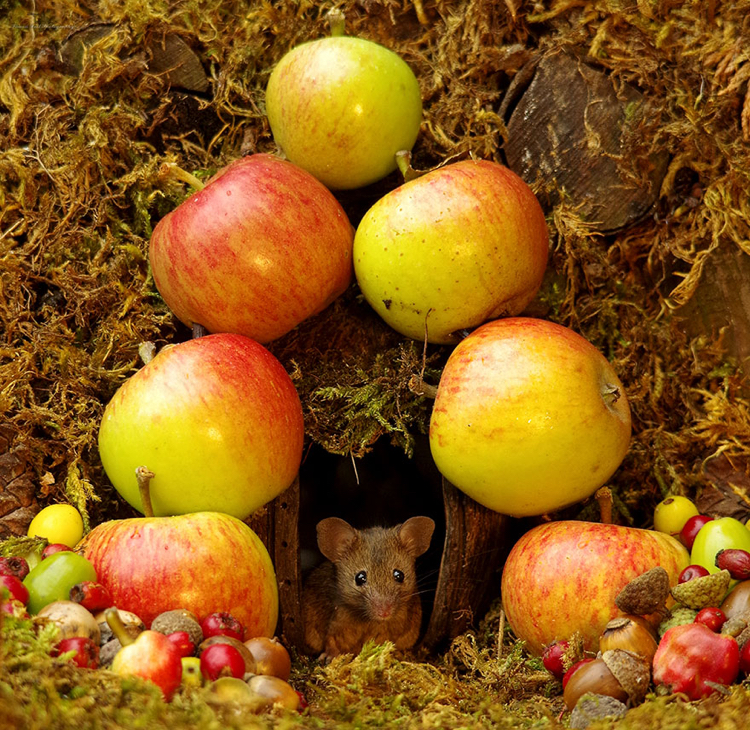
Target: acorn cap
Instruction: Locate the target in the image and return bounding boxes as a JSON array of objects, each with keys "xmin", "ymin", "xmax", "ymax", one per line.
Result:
[
  {"xmin": 658, "ymin": 607, "xmax": 697, "ymax": 637},
  {"xmin": 670, "ymin": 569, "xmax": 732, "ymax": 610},
  {"xmin": 601, "ymin": 649, "xmax": 650, "ymax": 706},
  {"xmin": 615, "ymin": 567, "xmax": 670, "ymax": 615},
  {"xmin": 570, "ymin": 693, "xmax": 628, "ymax": 729},
  {"xmin": 150, "ymin": 609, "xmax": 204, "ymax": 647}
]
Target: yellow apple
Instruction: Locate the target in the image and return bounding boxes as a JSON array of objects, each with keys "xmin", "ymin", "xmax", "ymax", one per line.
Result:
[
  {"xmin": 501, "ymin": 520, "xmax": 690, "ymax": 655},
  {"xmin": 429, "ymin": 317, "xmax": 631, "ymax": 517},
  {"xmin": 353, "ymin": 160, "xmax": 549, "ymax": 344}
]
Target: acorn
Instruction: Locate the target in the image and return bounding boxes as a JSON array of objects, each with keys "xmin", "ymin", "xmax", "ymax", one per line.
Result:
[
  {"xmin": 601, "ymin": 649, "xmax": 650, "ymax": 706},
  {"xmin": 615, "ymin": 567, "xmax": 670, "ymax": 616},
  {"xmin": 599, "ymin": 616, "xmax": 658, "ymax": 663},
  {"xmin": 671, "ymin": 569, "xmax": 731, "ymax": 610},
  {"xmin": 562, "ymin": 657, "xmax": 625, "ymax": 710},
  {"xmin": 151, "ymin": 609, "xmax": 203, "ymax": 648}
]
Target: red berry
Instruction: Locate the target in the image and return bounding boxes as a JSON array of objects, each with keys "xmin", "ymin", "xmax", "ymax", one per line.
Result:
[
  {"xmin": 694, "ymin": 607, "xmax": 726, "ymax": 632},
  {"xmin": 166, "ymin": 630, "xmax": 195, "ymax": 658},
  {"xmin": 679, "ymin": 564, "xmax": 710, "ymax": 583},
  {"xmin": 0, "ymin": 556, "xmax": 30, "ymax": 580},
  {"xmin": 740, "ymin": 640, "xmax": 750, "ymax": 675},
  {"xmin": 0, "ymin": 574, "xmax": 29, "ymax": 605},
  {"xmin": 54, "ymin": 637, "xmax": 99, "ymax": 669},
  {"xmin": 561, "ymin": 658, "xmax": 594, "ymax": 690},
  {"xmin": 541, "ymin": 640, "xmax": 569, "ymax": 680},
  {"xmin": 69, "ymin": 581, "xmax": 113, "ymax": 612},
  {"xmin": 200, "ymin": 643, "xmax": 246, "ymax": 682},
  {"xmin": 680, "ymin": 515, "xmax": 714, "ymax": 550},
  {"xmin": 200, "ymin": 612, "xmax": 244, "ymax": 642},
  {"xmin": 42, "ymin": 543, "xmax": 72, "ymax": 559}
]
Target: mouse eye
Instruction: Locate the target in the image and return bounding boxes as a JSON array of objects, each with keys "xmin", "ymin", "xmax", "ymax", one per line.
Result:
[
  {"xmin": 355, "ymin": 570, "xmax": 367, "ymax": 586},
  {"xmin": 393, "ymin": 569, "xmax": 404, "ymax": 583}
]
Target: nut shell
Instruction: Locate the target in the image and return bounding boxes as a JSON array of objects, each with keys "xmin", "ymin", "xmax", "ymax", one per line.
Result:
[
  {"xmin": 671, "ymin": 569, "xmax": 731, "ymax": 610},
  {"xmin": 151, "ymin": 609, "xmax": 203, "ymax": 648},
  {"xmin": 562, "ymin": 657, "xmax": 628, "ymax": 711},
  {"xmin": 599, "ymin": 616, "xmax": 658, "ymax": 663},
  {"xmin": 615, "ymin": 567, "xmax": 670, "ymax": 615},
  {"xmin": 720, "ymin": 580, "xmax": 750, "ymax": 621},
  {"xmin": 601, "ymin": 649, "xmax": 650, "ymax": 706},
  {"xmin": 39, "ymin": 601, "xmax": 100, "ymax": 644}
]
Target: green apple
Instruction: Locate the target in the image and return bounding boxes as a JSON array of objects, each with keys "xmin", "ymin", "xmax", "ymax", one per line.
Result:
[
  {"xmin": 429, "ymin": 317, "xmax": 631, "ymax": 517},
  {"xmin": 23, "ymin": 551, "xmax": 97, "ymax": 615},
  {"xmin": 690, "ymin": 517, "xmax": 750, "ymax": 574},
  {"xmin": 98, "ymin": 333, "xmax": 304, "ymax": 519},
  {"xmin": 265, "ymin": 24, "xmax": 422, "ymax": 190},
  {"xmin": 502, "ymin": 520, "xmax": 689, "ymax": 655},
  {"xmin": 353, "ymin": 159, "xmax": 549, "ymax": 344}
]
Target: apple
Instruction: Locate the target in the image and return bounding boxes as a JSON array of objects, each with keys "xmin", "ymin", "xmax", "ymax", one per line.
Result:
[
  {"xmin": 98, "ymin": 333, "xmax": 303, "ymax": 519},
  {"xmin": 690, "ymin": 517, "xmax": 750, "ymax": 574},
  {"xmin": 353, "ymin": 160, "xmax": 549, "ymax": 344},
  {"xmin": 265, "ymin": 15, "xmax": 422, "ymax": 190},
  {"xmin": 149, "ymin": 153, "xmax": 354, "ymax": 344},
  {"xmin": 82, "ymin": 507, "xmax": 278, "ymax": 638},
  {"xmin": 501, "ymin": 520, "xmax": 689, "ymax": 655},
  {"xmin": 429, "ymin": 318, "xmax": 631, "ymax": 517}
]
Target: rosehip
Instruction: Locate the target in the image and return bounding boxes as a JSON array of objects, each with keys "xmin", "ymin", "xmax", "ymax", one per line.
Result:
[
  {"xmin": 42, "ymin": 543, "xmax": 72, "ymax": 559},
  {"xmin": 678, "ymin": 564, "xmax": 710, "ymax": 583},
  {"xmin": 200, "ymin": 612, "xmax": 244, "ymax": 642},
  {"xmin": 167, "ymin": 630, "xmax": 195, "ymax": 658},
  {"xmin": 694, "ymin": 607, "xmax": 726, "ymax": 632},
  {"xmin": 740, "ymin": 640, "xmax": 750, "ymax": 675},
  {"xmin": 541, "ymin": 640, "xmax": 569, "ymax": 680},
  {"xmin": 54, "ymin": 637, "xmax": 99, "ymax": 669},
  {"xmin": 0, "ymin": 556, "xmax": 30, "ymax": 580},
  {"xmin": 69, "ymin": 581, "xmax": 113, "ymax": 612},
  {"xmin": 0, "ymin": 574, "xmax": 29, "ymax": 605},
  {"xmin": 715, "ymin": 549, "xmax": 750, "ymax": 581},
  {"xmin": 680, "ymin": 514, "xmax": 714, "ymax": 550},
  {"xmin": 200, "ymin": 643, "xmax": 246, "ymax": 682}
]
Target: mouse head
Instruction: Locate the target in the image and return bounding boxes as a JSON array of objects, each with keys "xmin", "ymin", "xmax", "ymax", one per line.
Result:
[{"xmin": 316, "ymin": 516, "xmax": 435, "ymax": 621}]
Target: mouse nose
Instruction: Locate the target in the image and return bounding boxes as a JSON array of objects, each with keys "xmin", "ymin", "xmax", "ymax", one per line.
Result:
[{"xmin": 371, "ymin": 598, "xmax": 394, "ymax": 620}]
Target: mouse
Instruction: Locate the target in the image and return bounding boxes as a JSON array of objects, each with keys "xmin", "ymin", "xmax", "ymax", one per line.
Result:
[{"xmin": 301, "ymin": 515, "xmax": 436, "ymax": 659}]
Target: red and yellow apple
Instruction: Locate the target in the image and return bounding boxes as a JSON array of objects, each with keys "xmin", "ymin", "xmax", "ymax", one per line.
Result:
[
  {"xmin": 98, "ymin": 333, "xmax": 303, "ymax": 520},
  {"xmin": 149, "ymin": 153, "xmax": 354, "ymax": 344},
  {"xmin": 265, "ymin": 23, "xmax": 422, "ymax": 190},
  {"xmin": 429, "ymin": 318, "xmax": 631, "ymax": 516},
  {"xmin": 501, "ymin": 520, "xmax": 690, "ymax": 655},
  {"xmin": 354, "ymin": 160, "xmax": 549, "ymax": 344},
  {"xmin": 84, "ymin": 511, "xmax": 278, "ymax": 638}
]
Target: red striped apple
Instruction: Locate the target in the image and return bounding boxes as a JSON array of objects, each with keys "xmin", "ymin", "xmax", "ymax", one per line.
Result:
[
  {"xmin": 149, "ymin": 153, "xmax": 354, "ymax": 344},
  {"xmin": 354, "ymin": 160, "xmax": 549, "ymax": 344},
  {"xmin": 98, "ymin": 333, "xmax": 303, "ymax": 520},
  {"xmin": 501, "ymin": 520, "xmax": 690, "ymax": 655},
  {"xmin": 429, "ymin": 318, "xmax": 631, "ymax": 516},
  {"xmin": 84, "ymin": 510, "xmax": 278, "ymax": 638}
]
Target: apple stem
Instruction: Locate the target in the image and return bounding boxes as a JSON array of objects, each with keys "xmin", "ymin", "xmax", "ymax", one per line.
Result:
[
  {"xmin": 408, "ymin": 374, "xmax": 438, "ymax": 399},
  {"xmin": 327, "ymin": 9, "xmax": 346, "ymax": 37},
  {"xmin": 596, "ymin": 487, "xmax": 613, "ymax": 524},
  {"xmin": 136, "ymin": 466, "xmax": 156, "ymax": 519},
  {"xmin": 192, "ymin": 322, "xmax": 208, "ymax": 339},
  {"xmin": 159, "ymin": 162, "xmax": 205, "ymax": 192},
  {"xmin": 395, "ymin": 150, "xmax": 423, "ymax": 183},
  {"xmin": 105, "ymin": 608, "xmax": 135, "ymax": 648}
]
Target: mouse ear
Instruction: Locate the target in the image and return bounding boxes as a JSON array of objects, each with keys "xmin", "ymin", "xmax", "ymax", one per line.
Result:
[
  {"xmin": 397, "ymin": 516, "xmax": 435, "ymax": 557},
  {"xmin": 316, "ymin": 517, "xmax": 359, "ymax": 562}
]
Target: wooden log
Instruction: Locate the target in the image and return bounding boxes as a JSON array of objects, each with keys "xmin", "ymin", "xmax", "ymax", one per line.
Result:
[
  {"xmin": 0, "ymin": 426, "xmax": 38, "ymax": 539},
  {"xmin": 246, "ymin": 476, "xmax": 303, "ymax": 648},
  {"xmin": 502, "ymin": 50, "xmax": 668, "ymax": 233},
  {"xmin": 421, "ymin": 478, "xmax": 509, "ymax": 650}
]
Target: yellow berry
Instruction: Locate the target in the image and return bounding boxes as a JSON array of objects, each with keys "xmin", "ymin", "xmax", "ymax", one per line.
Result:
[
  {"xmin": 27, "ymin": 504, "xmax": 84, "ymax": 547},
  {"xmin": 653, "ymin": 496, "xmax": 699, "ymax": 537}
]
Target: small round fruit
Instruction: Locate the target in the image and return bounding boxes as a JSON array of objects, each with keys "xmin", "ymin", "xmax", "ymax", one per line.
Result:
[
  {"xmin": 55, "ymin": 637, "xmax": 99, "ymax": 669},
  {"xmin": 680, "ymin": 515, "xmax": 714, "ymax": 550},
  {"xmin": 38, "ymin": 600, "xmax": 100, "ymax": 643},
  {"xmin": 23, "ymin": 551, "xmax": 97, "ymax": 615},
  {"xmin": 181, "ymin": 656, "xmax": 203, "ymax": 687},
  {"xmin": 200, "ymin": 643, "xmax": 246, "ymax": 682},
  {"xmin": 740, "ymin": 640, "xmax": 750, "ymax": 675},
  {"xmin": 694, "ymin": 607, "xmax": 726, "ymax": 632},
  {"xmin": 0, "ymin": 556, "xmax": 30, "ymax": 580},
  {"xmin": 679, "ymin": 564, "xmax": 710, "ymax": 583},
  {"xmin": 541, "ymin": 640, "xmax": 569, "ymax": 681},
  {"xmin": 244, "ymin": 636, "xmax": 292, "ymax": 680},
  {"xmin": 42, "ymin": 543, "xmax": 73, "ymax": 559},
  {"xmin": 167, "ymin": 631, "xmax": 195, "ymax": 658},
  {"xmin": 200, "ymin": 635, "xmax": 256, "ymax": 674},
  {"xmin": 201, "ymin": 612, "xmax": 244, "ymax": 642},
  {"xmin": 0, "ymin": 574, "xmax": 29, "ymax": 605},
  {"xmin": 653, "ymin": 496, "xmax": 699, "ymax": 537},
  {"xmin": 27, "ymin": 504, "xmax": 84, "ymax": 548}
]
